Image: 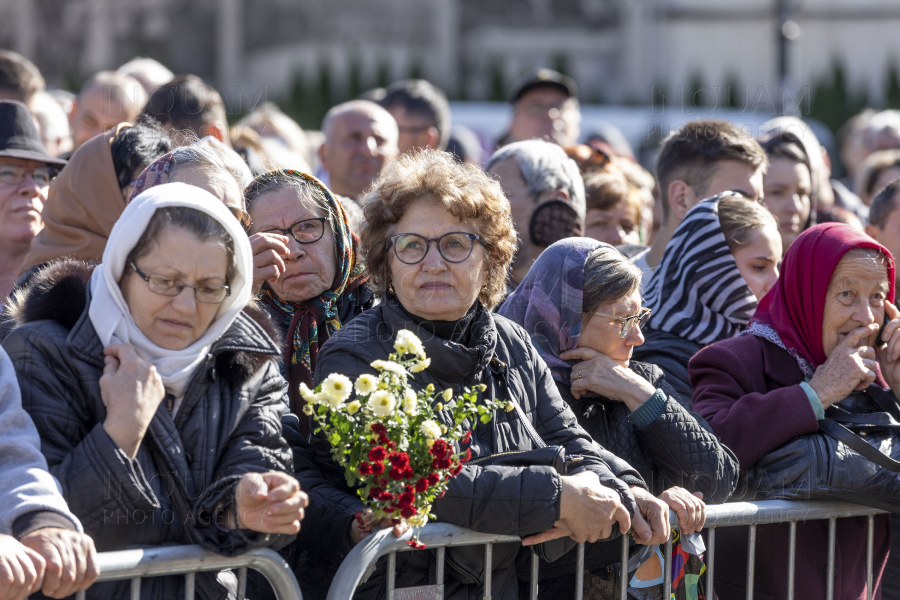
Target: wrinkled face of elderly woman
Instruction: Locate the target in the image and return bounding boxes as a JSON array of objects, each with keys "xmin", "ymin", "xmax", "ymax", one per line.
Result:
[
  {"xmin": 578, "ymin": 287, "xmax": 645, "ymax": 368},
  {"xmin": 120, "ymin": 226, "xmax": 230, "ymax": 350},
  {"xmin": 249, "ymin": 188, "xmax": 338, "ymax": 303},
  {"xmin": 389, "ymin": 198, "xmax": 488, "ymax": 321},
  {"xmin": 822, "ymin": 249, "xmax": 891, "ymax": 357}
]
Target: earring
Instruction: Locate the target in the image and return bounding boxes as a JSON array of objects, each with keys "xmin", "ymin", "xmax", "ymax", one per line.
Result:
[{"xmin": 389, "ymin": 281, "xmax": 395, "ymax": 294}]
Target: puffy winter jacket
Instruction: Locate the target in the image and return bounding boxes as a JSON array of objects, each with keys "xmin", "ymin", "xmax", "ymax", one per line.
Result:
[
  {"xmin": 293, "ymin": 296, "xmax": 646, "ymax": 600},
  {"xmin": 2, "ymin": 260, "xmax": 295, "ymax": 600},
  {"xmin": 560, "ymin": 360, "xmax": 738, "ymax": 503}
]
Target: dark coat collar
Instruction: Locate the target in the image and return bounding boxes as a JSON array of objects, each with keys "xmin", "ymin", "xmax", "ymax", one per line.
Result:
[{"xmin": 378, "ymin": 295, "xmax": 497, "ymax": 385}]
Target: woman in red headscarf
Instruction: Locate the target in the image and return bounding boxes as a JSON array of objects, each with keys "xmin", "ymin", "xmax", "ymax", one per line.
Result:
[{"xmin": 690, "ymin": 222, "xmax": 900, "ymax": 600}]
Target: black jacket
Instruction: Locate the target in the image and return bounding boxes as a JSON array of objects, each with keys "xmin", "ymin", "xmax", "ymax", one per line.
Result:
[
  {"xmin": 560, "ymin": 360, "xmax": 738, "ymax": 503},
  {"xmin": 293, "ymin": 296, "xmax": 646, "ymax": 600},
  {"xmin": 631, "ymin": 327, "xmax": 703, "ymax": 403},
  {"xmin": 2, "ymin": 261, "xmax": 294, "ymax": 600}
]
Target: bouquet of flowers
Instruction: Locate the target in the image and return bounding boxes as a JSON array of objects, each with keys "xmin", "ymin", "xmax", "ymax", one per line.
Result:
[{"xmin": 300, "ymin": 329, "xmax": 512, "ymax": 548}]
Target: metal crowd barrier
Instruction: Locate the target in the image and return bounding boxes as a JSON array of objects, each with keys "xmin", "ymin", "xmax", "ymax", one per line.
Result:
[
  {"xmin": 325, "ymin": 500, "xmax": 887, "ymax": 600},
  {"xmin": 72, "ymin": 544, "xmax": 303, "ymax": 600}
]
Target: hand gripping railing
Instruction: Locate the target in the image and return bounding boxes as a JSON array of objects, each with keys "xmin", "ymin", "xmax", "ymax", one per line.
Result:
[
  {"xmin": 72, "ymin": 544, "xmax": 303, "ymax": 600},
  {"xmin": 325, "ymin": 500, "xmax": 887, "ymax": 600}
]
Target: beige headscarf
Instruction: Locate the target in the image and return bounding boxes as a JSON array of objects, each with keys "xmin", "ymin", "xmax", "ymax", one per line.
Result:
[{"xmin": 22, "ymin": 124, "xmax": 129, "ymax": 271}]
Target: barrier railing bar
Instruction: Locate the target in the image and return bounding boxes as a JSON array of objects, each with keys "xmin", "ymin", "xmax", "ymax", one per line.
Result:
[
  {"xmin": 483, "ymin": 543, "xmax": 493, "ymax": 600},
  {"xmin": 867, "ymin": 514, "xmax": 874, "ymax": 600},
  {"xmin": 574, "ymin": 542, "xmax": 584, "ymax": 600},
  {"xmin": 663, "ymin": 534, "xmax": 673, "ymax": 599},
  {"xmin": 707, "ymin": 527, "xmax": 716, "ymax": 599},
  {"xmin": 826, "ymin": 517, "xmax": 836, "ymax": 600},
  {"xmin": 130, "ymin": 576, "xmax": 140, "ymax": 600},
  {"xmin": 237, "ymin": 567, "xmax": 247, "ymax": 600},
  {"xmin": 618, "ymin": 534, "xmax": 628, "ymax": 600},
  {"xmin": 75, "ymin": 591, "xmax": 85, "ymax": 600},
  {"xmin": 386, "ymin": 551, "xmax": 396, "ymax": 599},
  {"xmin": 324, "ymin": 501, "xmax": 888, "ymax": 600},
  {"xmin": 529, "ymin": 551, "xmax": 539, "ymax": 600},
  {"xmin": 436, "ymin": 546, "xmax": 445, "ymax": 593},
  {"xmin": 746, "ymin": 524, "xmax": 756, "ymax": 600},
  {"xmin": 184, "ymin": 571, "xmax": 195, "ymax": 600},
  {"xmin": 787, "ymin": 521, "xmax": 796, "ymax": 600}
]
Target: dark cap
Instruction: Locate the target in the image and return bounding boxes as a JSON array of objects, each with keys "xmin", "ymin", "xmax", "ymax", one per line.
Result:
[
  {"xmin": 0, "ymin": 100, "xmax": 66, "ymax": 167},
  {"xmin": 509, "ymin": 68, "xmax": 578, "ymax": 104}
]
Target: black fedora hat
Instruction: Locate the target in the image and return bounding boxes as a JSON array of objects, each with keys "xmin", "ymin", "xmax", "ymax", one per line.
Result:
[{"xmin": 0, "ymin": 100, "xmax": 66, "ymax": 168}]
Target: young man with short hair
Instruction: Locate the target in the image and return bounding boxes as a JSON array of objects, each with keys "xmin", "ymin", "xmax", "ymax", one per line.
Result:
[{"xmin": 632, "ymin": 119, "xmax": 769, "ymax": 286}]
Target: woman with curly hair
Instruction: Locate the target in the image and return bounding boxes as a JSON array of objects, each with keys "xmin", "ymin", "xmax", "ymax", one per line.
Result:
[{"xmin": 294, "ymin": 149, "xmax": 660, "ymax": 600}]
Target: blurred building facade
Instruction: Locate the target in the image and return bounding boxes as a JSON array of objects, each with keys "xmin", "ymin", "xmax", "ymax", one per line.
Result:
[{"xmin": 3, "ymin": 0, "xmax": 900, "ymax": 110}]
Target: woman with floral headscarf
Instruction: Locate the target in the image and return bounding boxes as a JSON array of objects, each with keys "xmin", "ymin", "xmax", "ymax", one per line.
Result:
[
  {"xmin": 690, "ymin": 223, "xmax": 900, "ymax": 600},
  {"xmin": 499, "ymin": 238, "xmax": 737, "ymax": 595},
  {"xmin": 245, "ymin": 170, "xmax": 374, "ymax": 435}
]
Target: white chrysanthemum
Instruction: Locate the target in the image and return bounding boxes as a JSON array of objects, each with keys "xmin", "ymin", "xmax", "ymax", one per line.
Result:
[
  {"xmin": 442, "ymin": 388, "xmax": 453, "ymax": 402},
  {"xmin": 321, "ymin": 373, "xmax": 353, "ymax": 405},
  {"xmin": 299, "ymin": 382, "xmax": 318, "ymax": 405},
  {"xmin": 371, "ymin": 360, "xmax": 408, "ymax": 377},
  {"xmin": 402, "ymin": 388, "xmax": 418, "ymax": 415},
  {"xmin": 410, "ymin": 358, "xmax": 431, "ymax": 373},
  {"xmin": 394, "ymin": 329, "xmax": 425, "ymax": 357},
  {"xmin": 420, "ymin": 419, "xmax": 442, "ymax": 440},
  {"xmin": 368, "ymin": 390, "xmax": 396, "ymax": 417},
  {"xmin": 354, "ymin": 374, "xmax": 378, "ymax": 395}
]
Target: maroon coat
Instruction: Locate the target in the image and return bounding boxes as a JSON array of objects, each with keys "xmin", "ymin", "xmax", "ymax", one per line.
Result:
[{"xmin": 690, "ymin": 334, "xmax": 889, "ymax": 600}]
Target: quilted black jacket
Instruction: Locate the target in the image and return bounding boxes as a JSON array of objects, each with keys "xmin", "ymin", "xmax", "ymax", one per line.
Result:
[
  {"xmin": 631, "ymin": 328, "xmax": 703, "ymax": 403},
  {"xmin": 2, "ymin": 260, "xmax": 294, "ymax": 600},
  {"xmin": 292, "ymin": 296, "xmax": 646, "ymax": 600},
  {"xmin": 561, "ymin": 360, "xmax": 738, "ymax": 504}
]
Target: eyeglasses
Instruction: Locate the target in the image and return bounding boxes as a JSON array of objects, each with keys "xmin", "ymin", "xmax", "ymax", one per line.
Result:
[
  {"xmin": 0, "ymin": 164, "xmax": 56, "ymax": 187},
  {"xmin": 261, "ymin": 217, "xmax": 328, "ymax": 244},
  {"xmin": 594, "ymin": 307, "xmax": 652, "ymax": 339},
  {"xmin": 518, "ymin": 101, "xmax": 577, "ymax": 118},
  {"xmin": 129, "ymin": 262, "xmax": 231, "ymax": 304},
  {"xmin": 390, "ymin": 232, "xmax": 486, "ymax": 265}
]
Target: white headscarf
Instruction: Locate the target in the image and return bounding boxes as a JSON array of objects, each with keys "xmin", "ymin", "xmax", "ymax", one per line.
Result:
[{"xmin": 89, "ymin": 182, "xmax": 253, "ymax": 398}]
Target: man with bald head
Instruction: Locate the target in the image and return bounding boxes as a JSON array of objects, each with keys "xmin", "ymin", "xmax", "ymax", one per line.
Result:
[
  {"xmin": 70, "ymin": 71, "xmax": 146, "ymax": 151},
  {"xmin": 318, "ymin": 100, "xmax": 398, "ymax": 208}
]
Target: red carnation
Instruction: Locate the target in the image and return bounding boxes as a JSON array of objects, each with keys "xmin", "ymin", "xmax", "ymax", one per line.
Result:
[
  {"xmin": 427, "ymin": 473, "xmax": 441, "ymax": 486},
  {"xmin": 359, "ymin": 462, "xmax": 373, "ymax": 476},
  {"xmin": 397, "ymin": 490, "xmax": 415, "ymax": 508},
  {"xmin": 462, "ymin": 431, "xmax": 472, "ymax": 445},
  {"xmin": 407, "ymin": 539, "xmax": 427, "ymax": 550},
  {"xmin": 451, "ymin": 464, "xmax": 463, "ymax": 477},
  {"xmin": 386, "ymin": 440, "xmax": 397, "ymax": 450},
  {"xmin": 415, "ymin": 478, "xmax": 428, "ymax": 493},
  {"xmin": 371, "ymin": 462, "xmax": 385, "ymax": 475},
  {"xmin": 404, "ymin": 467, "xmax": 415, "ymax": 480},
  {"xmin": 369, "ymin": 487, "xmax": 382, "ymax": 499},
  {"xmin": 369, "ymin": 446, "xmax": 387, "ymax": 462},
  {"xmin": 371, "ymin": 423, "xmax": 387, "ymax": 437},
  {"xmin": 378, "ymin": 477, "xmax": 389, "ymax": 488},
  {"xmin": 389, "ymin": 468, "xmax": 405, "ymax": 480},
  {"xmin": 461, "ymin": 448, "xmax": 472, "ymax": 463},
  {"xmin": 401, "ymin": 506, "xmax": 418, "ymax": 518}
]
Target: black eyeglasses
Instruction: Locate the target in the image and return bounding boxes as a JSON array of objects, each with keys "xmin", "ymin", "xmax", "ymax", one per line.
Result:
[
  {"xmin": 0, "ymin": 164, "xmax": 56, "ymax": 187},
  {"xmin": 390, "ymin": 232, "xmax": 486, "ymax": 265},
  {"xmin": 261, "ymin": 218, "xmax": 328, "ymax": 244},
  {"xmin": 593, "ymin": 308, "xmax": 652, "ymax": 338},
  {"xmin": 129, "ymin": 262, "xmax": 231, "ymax": 304}
]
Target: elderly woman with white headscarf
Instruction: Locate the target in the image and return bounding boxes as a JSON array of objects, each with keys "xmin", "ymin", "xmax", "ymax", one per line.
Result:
[{"xmin": 3, "ymin": 182, "xmax": 306, "ymax": 600}]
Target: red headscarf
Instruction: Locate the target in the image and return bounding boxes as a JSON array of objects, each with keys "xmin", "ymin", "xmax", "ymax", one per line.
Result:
[{"xmin": 751, "ymin": 223, "xmax": 895, "ymax": 369}]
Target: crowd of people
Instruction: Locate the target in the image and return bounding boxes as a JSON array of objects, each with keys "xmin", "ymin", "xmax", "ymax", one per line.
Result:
[{"xmin": 3, "ymin": 46, "xmax": 900, "ymax": 600}]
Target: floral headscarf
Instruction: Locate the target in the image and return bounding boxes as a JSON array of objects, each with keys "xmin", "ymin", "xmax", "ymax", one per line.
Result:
[
  {"xmin": 253, "ymin": 170, "xmax": 369, "ymax": 414},
  {"xmin": 498, "ymin": 237, "xmax": 607, "ymax": 385}
]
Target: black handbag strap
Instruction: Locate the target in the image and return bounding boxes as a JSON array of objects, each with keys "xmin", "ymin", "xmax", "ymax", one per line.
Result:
[
  {"xmin": 819, "ymin": 418, "xmax": 900, "ymax": 472},
  {"xmin": 490, "ymin": 354, "xmax": 546, "ymax": 449}
]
